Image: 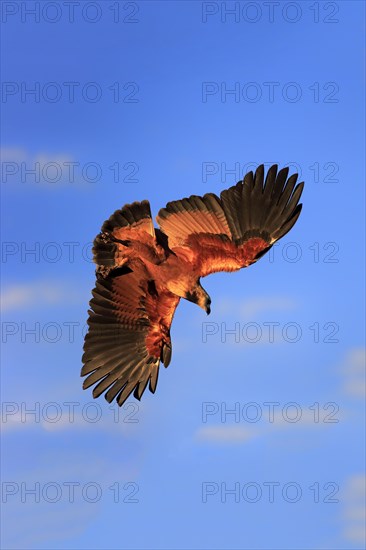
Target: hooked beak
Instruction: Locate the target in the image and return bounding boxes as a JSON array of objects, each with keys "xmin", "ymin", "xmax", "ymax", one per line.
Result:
[{"xmin": 185, "ymin": 287, "xmax": 211, "ymax": 315}]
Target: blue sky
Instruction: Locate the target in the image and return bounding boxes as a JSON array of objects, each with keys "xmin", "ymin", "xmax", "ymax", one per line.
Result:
[{"xmin": 1, "ymin": 1, "xmax": 365, "ymax": 549}]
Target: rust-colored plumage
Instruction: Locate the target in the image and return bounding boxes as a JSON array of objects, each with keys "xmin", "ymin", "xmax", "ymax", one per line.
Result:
[{"xmin": 82, "ymin": 164, "xmax": 304, "ymax": 406}]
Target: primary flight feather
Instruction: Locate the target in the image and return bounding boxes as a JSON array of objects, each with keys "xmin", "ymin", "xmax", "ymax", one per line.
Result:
[{"xmin": 82, "ymin": 164, "xmax": 304, "ymax": 406}]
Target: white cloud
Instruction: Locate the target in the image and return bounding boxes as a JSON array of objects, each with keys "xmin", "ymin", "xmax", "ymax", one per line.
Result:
[
  {"xmin": 1, "ymin": 147, "xmax": 75, "ymax": 186},
  {"xmin": 196, "ymin": 425, "xmax": 257, "ymax": 443},
  {"xmin": 2, "ymin": 499, "xmax": 98, "ymax": 549},
  {"xmin": 1, "ymin": 450, "xmax": 140, "ymax": 549},
  {"xmin": 216, "ymin": 295, "xmax": 297, "ymax": 318},
  {"xmin": 341, "ymin": 348, "xmax": 366, "ymax": 398},
  {"xmin": 194, "ymin": 404, "xmax": 344, "ymax": 445},
  {"xmin": 0, "ymin": 147, "xmax": 28, "ymax": 163},
  {"xmin": 0, "ymin": 412, "xmax": 142, "ymax": 442},
  {"xmin": 342, "ymin": 475, "xmax": 366, "ymax": 545},
  {"xmin": 1, "ymin": 402, "xmax": 143, "ymax": 437},
  {"xmin": 240, "ymin": 296, "xmax": 297, "ymax": 317},
  {"xmin": 0, "ymin": 280, "xmax": 84, "ymax": 312}
]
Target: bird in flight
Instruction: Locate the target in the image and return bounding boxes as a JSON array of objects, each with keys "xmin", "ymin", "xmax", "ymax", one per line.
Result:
[{"xmin": 82, "ymin": 164, "xmax": 304, "ymax": 406}]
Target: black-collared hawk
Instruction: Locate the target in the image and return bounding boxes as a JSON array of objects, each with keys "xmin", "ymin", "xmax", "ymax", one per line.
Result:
[{"xmin": 82, "ymin": 164, "xmax": 304, "ymax": 406}]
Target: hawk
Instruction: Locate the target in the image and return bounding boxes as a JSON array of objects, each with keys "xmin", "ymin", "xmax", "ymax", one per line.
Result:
[{"xmin": 82, "ymin": 164, "xmax": 304, "ymax": 406}]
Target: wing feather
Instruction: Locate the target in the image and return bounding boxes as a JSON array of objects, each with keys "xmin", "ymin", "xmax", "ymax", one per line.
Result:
[
  {"xmin": 157, "ymin": 164, "xmax": 304, "ymax": 277},
  {"xmin": 82, "ymin": 266, "xmax": 180, "ymax": 406},
  {"xmin": 157, "ymin": 193, "xmax": 230, "ymax": 248},
  {"xmin": 92, "ymin": 200, "xmax": 161, "ymax": 277}
]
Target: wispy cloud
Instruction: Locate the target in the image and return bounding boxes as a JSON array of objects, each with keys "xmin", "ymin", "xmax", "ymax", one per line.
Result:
[
  {"xmin": 1, "ymin": 280, "xmax": 84, "ymax": 312},
  {"xmin": 2, "ymin": 498, "xmax": 98, "ymax": 550},
  {"xmin": 1, "ymin": 407, "xmax": 140, "ymax": 437},
  {"xmin": 196, "ymin": 425, "xmax": 257, "ymax": 443},
  {"xmin": 1, "ymin": 147, "xmax": 29, "ymax": 163},
  {"xmin": 342, "ymin": 474, "xmax": 366, "ymax": 545},
  {"xmin": 1, "ymin": 147, "xmax": 73, "ymax": 165},
  {"xmin": 215, "ymin": 295, "xmax": 297, "ymax": 318},
  {"xmin": 1, "ymin": 147, "xmax": 75, "ymax": 186},
  {"xmin": 194, "ymin": 406, "xmax": 341, "ymax": 445},
  {"xmin": 341, "ymin": 348, "xmax": 366, "ymax": 398},
  {"xmin": 1, "ymin": 450, "xmax": 141, "ymax": 549}
]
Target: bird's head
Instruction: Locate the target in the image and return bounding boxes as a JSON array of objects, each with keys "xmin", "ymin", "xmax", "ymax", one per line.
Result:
[{"xmin": 185, "ymin": 282, "xmax": 211, "ymax": 315}]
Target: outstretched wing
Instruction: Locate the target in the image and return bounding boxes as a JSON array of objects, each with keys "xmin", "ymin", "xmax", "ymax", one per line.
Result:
[
  {"xmin": 92, "ymin": 200, "xmax": 160, "ymax": 277},
  {"xmin": 81, "ymin": 265, "xmax": 180, "ymax": 406},
  {"xmin": 156, "ymin": 164, "xmax": 304, "ymax": 277}
]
